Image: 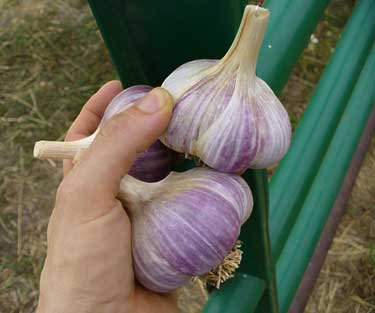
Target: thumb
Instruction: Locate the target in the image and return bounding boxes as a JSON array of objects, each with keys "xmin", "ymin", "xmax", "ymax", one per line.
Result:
[{"xmin": 64, "ymin": 87, "xmax": 173, "ymax": 202}]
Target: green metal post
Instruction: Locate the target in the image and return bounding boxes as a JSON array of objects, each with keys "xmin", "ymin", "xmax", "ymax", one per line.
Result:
[
  {"xmin": 277, "ymin": 43, "xmax": 375, "ymax": 313},
  {"xmin": 87, "ymin": 0, "xmax": 248, "ymax": 87},
  {"xmin": 269, "ymin": 0, "xmax": 375, "ymax": 261}
]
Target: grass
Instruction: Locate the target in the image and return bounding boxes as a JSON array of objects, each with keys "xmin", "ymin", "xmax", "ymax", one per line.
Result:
[
  {"xmin": 0, "ymin": 0, "xmax": 374, "ymax": 312},
  {"xmin": 0, "ymin": 1, "xmax": 115, "ymax": 311}
]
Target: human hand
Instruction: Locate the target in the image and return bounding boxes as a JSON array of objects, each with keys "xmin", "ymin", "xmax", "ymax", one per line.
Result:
[{"xmin": 37, "ymin": 81, "xmax": 178, "ymax": 313}]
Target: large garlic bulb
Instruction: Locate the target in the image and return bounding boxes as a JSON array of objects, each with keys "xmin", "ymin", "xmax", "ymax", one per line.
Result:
[
  {"xmin": 160, "ymin": 5, "xmax": 291, "ymax": 173},
  {"xmin": 33, "ymin": 85, "xmax": 173, "ymax": 182},
  {"xmin": 119, "ymin": 168, "xmax": 253, "ymax": 292}
]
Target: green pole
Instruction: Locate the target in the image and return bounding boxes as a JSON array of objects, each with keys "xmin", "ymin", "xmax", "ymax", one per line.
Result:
[{"xmin": 87, "ymin": 0, "xmax": 248, "ymax": 86}]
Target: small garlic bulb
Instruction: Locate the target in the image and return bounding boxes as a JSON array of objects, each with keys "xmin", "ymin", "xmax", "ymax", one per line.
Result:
[
  {"xmin": 119, "ymin": 168, "xmax": 253, "ymax": 292},
  {"xmin": 33, "ymin": 85, "xmax": 173, "ymax": 182},
  {"xmin": 128, "ymin": 140, "xmax": 172, "ymax": 182},
  {"xmin": 160, "ymin": 5, "xmax": 291, "ymax": 173}
]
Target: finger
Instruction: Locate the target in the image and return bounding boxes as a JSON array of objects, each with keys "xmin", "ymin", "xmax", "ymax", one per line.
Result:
[
  {"xmin": 66, "ymin": 81, "xmax": 123, "ymax": 139},
  {"xmin": 63, "ymin": 87, "xmax": 173, "ymax": 208},
  {"xmin": 63, "ymin": 81, "xmax": 123, "ymax": 176}
]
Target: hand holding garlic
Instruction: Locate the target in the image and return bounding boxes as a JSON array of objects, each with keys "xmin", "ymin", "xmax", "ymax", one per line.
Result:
[
  {"xmin": 35, "ymin": 4, "xmax": 290, "ymax": 298},
  {"xmin": 35, "ymin": 85, "xmax": 174, "ymax": 182},
  {"xmin": 37, "ymin": 83, "xmax": 178, "ymax": 313}
]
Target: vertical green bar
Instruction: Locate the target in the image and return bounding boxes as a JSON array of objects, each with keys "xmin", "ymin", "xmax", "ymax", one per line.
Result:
[
  {"xmin": 238, "ymin": 170, "xmax": 278, "ymax": 313},
  {"xmin": 87, "ymin": 0, "xmax": 247, "ymax": 86}
]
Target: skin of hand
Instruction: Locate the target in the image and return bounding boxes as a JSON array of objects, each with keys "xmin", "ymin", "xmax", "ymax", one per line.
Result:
[{"xmin": 37, "ymin": 81, "xmax": 179, "ymax": 313}]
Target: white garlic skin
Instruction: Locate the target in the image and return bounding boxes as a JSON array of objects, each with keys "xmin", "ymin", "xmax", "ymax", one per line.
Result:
[
  {"xmin": 160, "ymin": 6, "xmax": 291, "ymax": 173},
  {"xmin": 119, "ymin": 168, "xmax": 253, "ymax": 292}
]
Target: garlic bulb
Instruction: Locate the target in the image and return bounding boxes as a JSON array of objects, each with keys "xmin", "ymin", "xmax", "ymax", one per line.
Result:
[
  {"xmin": 119, "ymin": 167, "xmax": 253, "ymax": 292},
  {"xmin": 160, "ymin": 5, "xmax": 291, "ymax": 173},
  {"xmin": 33, "ymin": 85, "xmax": 173, "ymax": 182}
]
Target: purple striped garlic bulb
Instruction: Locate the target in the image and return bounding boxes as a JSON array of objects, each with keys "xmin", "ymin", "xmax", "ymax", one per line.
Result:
[
  {"xmin": 128, "ymin": 140, "xmax": 172, "ymax": 182},
  {"xmin": 118, "ymin": 167, "xmax": 253, "ymax": 292},
  {"xmin": 33, "ymin": 85, "xmax": 173, "ymax": 182},
  {"xmin": 160, "ymin": 5, "xmax": 291, "ymax": 173}
]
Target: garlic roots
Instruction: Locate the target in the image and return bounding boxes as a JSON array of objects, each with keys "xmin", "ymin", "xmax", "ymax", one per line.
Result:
[
  {"xmin": 119, "ymin": 168, "xmax": 253, "ymax": 292},
  {"xmin": 160, "ymin": 5, "xmax": 291, "ymax": 173}
]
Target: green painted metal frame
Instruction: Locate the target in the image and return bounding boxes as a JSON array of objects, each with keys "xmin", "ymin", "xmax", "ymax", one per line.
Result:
[
  {"xmin": 277, "ymin": 44, "xmax": 375, "ymax": 312},
  {"xmin": 270, "ymin": 0, "xmax": 375, "ymax": 261},
  {"xmin": 86, "ymin": 0, "xmax": 374, "ymax": 312}
]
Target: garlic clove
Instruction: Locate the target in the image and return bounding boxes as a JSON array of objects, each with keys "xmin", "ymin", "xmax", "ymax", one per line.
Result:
[
  {"xmin": 160, "ymin": 5, "xmax": 291, "ymax": 173},
  {"xmin": 119, "ymin": 168, "xmax": 253, "ymax": 292},
  {"xmin": 162, "ymin": 59, "xmax": 218, "ymax": 99}
]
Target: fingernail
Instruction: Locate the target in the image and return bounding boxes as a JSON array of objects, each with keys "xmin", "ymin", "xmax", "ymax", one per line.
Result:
[{"xmin": 137, "ymin": 87, "xmax": 172, "ymax": 113}]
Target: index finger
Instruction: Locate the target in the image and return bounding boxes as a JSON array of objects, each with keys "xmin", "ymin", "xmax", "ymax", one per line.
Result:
[{"xmin": 63, "ymin": 80, "xmax": 123, "ymax": 176}]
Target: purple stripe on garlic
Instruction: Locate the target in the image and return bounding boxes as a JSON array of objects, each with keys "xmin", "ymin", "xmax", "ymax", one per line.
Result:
[
  {"xmin": 119, "ymin": 168, "xmax": 253, "ymax": 292},
  {"xmin": 160, "ymin": 5, "xmax": 291, "ymax": 173},
  {"xmin": 128, "ymin": 140, "xmax": 172, "ymax": 182}
]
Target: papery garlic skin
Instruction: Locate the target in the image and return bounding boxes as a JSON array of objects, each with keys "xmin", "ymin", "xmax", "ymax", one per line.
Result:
[
  {"xmin": 119, "ymin": 168, "xmax": 253, "ymax": 292},
  {"xmin": 160, "ymin": 5, "xmax": 291, "ymax": 173}
]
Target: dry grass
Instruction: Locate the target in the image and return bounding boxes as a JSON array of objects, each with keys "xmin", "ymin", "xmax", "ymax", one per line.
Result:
[
  {"xmin": 305, "ymin": 144, "xmax": 375, "ymax": 313},
  {"xmin": 0, "ymin": 1, "xmax": 114, "ymax": 311},
  {"xmin": 0, "ymin": 0, "xmax": 373, "ymax": 312}
]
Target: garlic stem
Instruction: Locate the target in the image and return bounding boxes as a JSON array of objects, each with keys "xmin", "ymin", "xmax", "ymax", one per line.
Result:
[
  {"xmin": 33, "ymin": 132, "xmax": 97, "ymax": 160},
  {"xmin": 219, "ymin": 5, "xmax": 269, "ymax": 74},
  {"xmin": 118, "ymin": 175, "xmax": 161, "ymax": 213}
]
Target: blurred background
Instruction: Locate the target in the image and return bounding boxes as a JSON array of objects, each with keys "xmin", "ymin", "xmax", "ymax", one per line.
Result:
[{"xmin": 0, "ymin": 0, "xmax": 374, "ymax": 312}]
